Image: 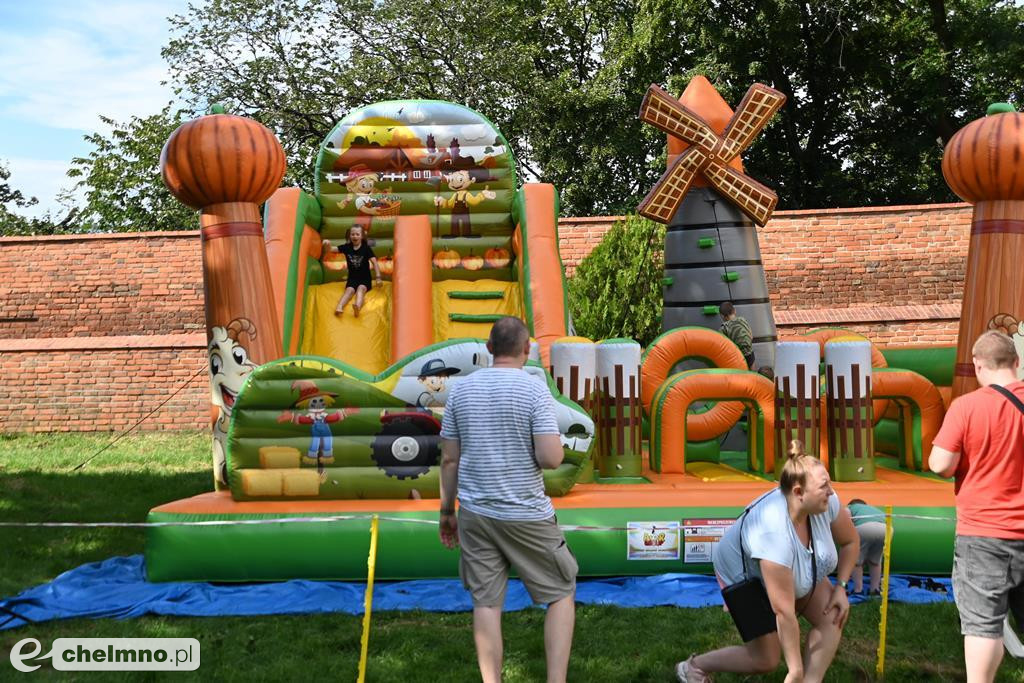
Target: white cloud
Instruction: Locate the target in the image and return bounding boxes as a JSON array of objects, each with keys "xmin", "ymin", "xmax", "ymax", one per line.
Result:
[
  {"xmin": 0, "ymin": 0, "xmax": 188, "ymax": 216},
  {"xmin": 3, "ymin": 157, "xmax": 79, "ymax": 218},
  {"xmin": 0, "ymin": 0, "xmax": 187, "ymax": 131}
]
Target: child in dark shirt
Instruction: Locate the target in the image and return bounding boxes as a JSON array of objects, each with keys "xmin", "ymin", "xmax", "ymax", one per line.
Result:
[{"xmin": 322, "ymin": 225, "xmax": 381, "ymax": 317}]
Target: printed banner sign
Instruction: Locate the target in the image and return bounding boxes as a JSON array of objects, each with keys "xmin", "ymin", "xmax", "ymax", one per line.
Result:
[
  {"xmin": 683, "ymin": 518, "xmax": 734, "ymax": 564},
  {"xmin": 626, "ymin": 521, "xmax": 680, "ymax": 560}
]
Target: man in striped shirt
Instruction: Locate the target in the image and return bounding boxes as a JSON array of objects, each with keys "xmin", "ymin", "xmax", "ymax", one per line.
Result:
[{"xmin": 439, "ymin": 316, "xmax": 577, "ymax": 683}]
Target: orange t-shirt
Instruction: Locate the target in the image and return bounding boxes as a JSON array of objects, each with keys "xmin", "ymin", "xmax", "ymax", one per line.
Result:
[{"xmin": 932, "ymin": 381, "xmax": 1024, "ymax": 539}]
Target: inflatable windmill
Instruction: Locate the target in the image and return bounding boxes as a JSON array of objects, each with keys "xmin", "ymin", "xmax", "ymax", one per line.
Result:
[{"xmin": 638, "ymin": 77, "xmax": 785, "ymax": 368}]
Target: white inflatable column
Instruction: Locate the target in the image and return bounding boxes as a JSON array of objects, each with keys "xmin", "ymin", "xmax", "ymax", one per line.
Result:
[
  {"xmin": 595, "ymin": 340, "xmax": 643, "ymax": 478},
  {"xmin": 550, "ymin": 337, "xmax": 598, "ymax": 482},
  {"xmin": 824, "ymin": 340, "xmax": 875, "ymax": 481},
  {"xmin": 773, "ymin": 341, "xmax": 821, "ymax": 474}
]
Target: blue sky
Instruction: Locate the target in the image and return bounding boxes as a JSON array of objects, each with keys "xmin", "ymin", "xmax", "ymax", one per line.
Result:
[{"xmin": 0, "ymin": 0, "xmax": 188, "ymax": 217}]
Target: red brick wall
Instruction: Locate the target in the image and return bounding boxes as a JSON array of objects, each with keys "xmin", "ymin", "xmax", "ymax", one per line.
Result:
[
  {"xmin": 0, "ymin": 202, "xmax": 974, "ymax": 432},
  {"xmin": 0, "ymin": 339, "xmax": 208, "ymax": 432},
  {"xmin": 560, "ymin": 203, "xmax": 972, "ymax": 310},
  {"xmin": 0, "ymin": 232, "xmax": 203, "ymax": 339}
]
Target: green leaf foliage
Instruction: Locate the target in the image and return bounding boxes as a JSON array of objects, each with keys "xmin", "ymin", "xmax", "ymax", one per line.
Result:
[
  {"xmin": 66, "ymin": 106, "xmax": 199, "ymax": 232},
  {"xmin": 0, "ymin": 160, "xmax": 77, "ymax": 236},
  {"xmin": 567, "ymin": 215, "xmax": 664, "ymax": 347}
]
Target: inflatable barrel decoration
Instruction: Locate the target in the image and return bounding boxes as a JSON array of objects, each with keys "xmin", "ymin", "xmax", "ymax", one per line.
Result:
[
  {"xmin": 824, "ymin": 340, "xmax": 875, "ymax": 481},
  {"xmin": 160, "ymin": 107, "xmax": 287, "ymax": 489},
  {"xmin": 942, "ymin": 103, "xmax": 1024, "ymax": 397},
  {"xmin": 595, "ymin": 339, "xmax": 643, "ymax": 477},
  {"xmin": 550, "ymin": 337, "xmax": 598, "ymax": 482},
  {"xmin": 773, "ymin": 341, "xmax": 821, "ymax": 475}
]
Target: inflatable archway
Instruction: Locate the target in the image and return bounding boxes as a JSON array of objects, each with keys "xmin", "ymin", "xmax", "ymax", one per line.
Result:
[
  {"xmin": 649, "ymin": 368, "xmax": 776, "ymax": 474},
  {"xmin": 641, "ymin": 327, "xmax": 747, "ymax": 441}
]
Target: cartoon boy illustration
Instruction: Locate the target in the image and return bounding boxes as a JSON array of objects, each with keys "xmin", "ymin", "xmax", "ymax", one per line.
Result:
[
  {"xmin": 337, "ymin": 164, "xmax": 398, "ymax": 236},
  {"xmin": 209, "ymin": 318, "xmax": 258, "ymax": 489},
  {"xmin": 433, "ymin": 169, "xmax": 496, "ymax": 238},
  {"xmin": 277, "ymin": 380, "xmax": 357, "ymax": 465},
  {"xmin": 416, "ymin": 358, "xmax": 460, "ymax": 408}
]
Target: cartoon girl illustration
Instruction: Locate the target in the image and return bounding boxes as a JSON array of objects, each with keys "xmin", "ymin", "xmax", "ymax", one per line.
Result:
[
  {"xmin": 277, "ymin": 380, "xmax": 357, "ymax": 466},
  {"xmin": 433, "ymin": 169, "xmax": 496, "ymax": 238},
  {"xmin": 336, "ymin": 164, "xmax": 398, "ymax": 236},
  {"xmin": 209, "ymin": 318, "xmax": 258, "ymax": 488}
]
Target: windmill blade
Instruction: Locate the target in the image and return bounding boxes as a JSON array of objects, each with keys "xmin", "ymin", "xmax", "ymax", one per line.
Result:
[
  {"xmin": 637, "ymin": 147, "xmax": 707, "ymax": 224},
  {"xmin": 721, "ymin": 84, "xmax": 786, "ymax": 154},
  {"xmin": 639, "ymin": 85, "xmax": 719, "ymax": 151},
  {"xmin": 703, "ymin": 162, "xmax": 778, "ymax": 226}
]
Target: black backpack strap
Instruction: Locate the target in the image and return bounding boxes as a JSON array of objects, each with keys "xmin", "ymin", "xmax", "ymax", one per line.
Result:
[{"xmin": 990, "ymin": 384, "xmax": 1024, "ymax": 417}]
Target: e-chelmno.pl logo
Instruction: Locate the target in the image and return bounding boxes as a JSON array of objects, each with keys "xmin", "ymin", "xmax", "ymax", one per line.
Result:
[{"xmin": 9, "ymin": 638, "xmax": 200, "ymax": 672}]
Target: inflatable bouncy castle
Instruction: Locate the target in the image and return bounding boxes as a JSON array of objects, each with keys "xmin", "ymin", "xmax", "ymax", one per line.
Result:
[{"xmin": 146, "ymin": 88, "xmax": 1022, "ymax": 583}]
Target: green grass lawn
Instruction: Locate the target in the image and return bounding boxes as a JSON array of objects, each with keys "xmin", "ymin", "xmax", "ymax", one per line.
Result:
[{"xmin": 1, "ymin": 431, "xmax": 1022, "ymax": 681}]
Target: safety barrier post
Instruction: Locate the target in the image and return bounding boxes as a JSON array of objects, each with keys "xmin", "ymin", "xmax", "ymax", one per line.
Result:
[
  {"xmin": 876, "ymin": 505, "xmax": 894, "ymax": 677},
  {"xmin": 357, "ymin": 514, "xmax": 380, "ymax": 683}
]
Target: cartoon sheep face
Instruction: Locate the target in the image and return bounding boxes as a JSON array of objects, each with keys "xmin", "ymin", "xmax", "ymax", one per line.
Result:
[
  {"xmin": 988, "ymin": 313, "xmax": 1024, "ymax": 380},
  {"xmin": 208, "ymin": 320, "xmax": 258, "ymax": 421}
]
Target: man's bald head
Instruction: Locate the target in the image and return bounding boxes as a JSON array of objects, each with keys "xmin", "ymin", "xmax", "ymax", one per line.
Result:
[{"xmin": 488, "ymin": 317, "xmax": 530, "ymax": 359}]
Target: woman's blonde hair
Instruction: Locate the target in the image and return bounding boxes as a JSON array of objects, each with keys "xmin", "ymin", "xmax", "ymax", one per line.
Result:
[{"xmin": 779, "ymin": 439, "xmax": 823, "ymax": 495}]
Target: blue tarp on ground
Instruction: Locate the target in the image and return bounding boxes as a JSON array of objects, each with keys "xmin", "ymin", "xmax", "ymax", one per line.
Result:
[{"xmin": 0, "ymin": 555, "xmax": 953, "ymax": 630}]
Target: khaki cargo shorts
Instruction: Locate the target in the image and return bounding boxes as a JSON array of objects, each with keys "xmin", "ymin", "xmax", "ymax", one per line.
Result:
[{"xmin": 458, "ymin": 507, "xmax": 578, "ymax": 607}]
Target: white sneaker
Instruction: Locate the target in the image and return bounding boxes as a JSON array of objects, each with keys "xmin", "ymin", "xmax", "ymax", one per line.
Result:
[{"xmin": 675, "ymin": 655, "xmax": 712, "ymax": 682}]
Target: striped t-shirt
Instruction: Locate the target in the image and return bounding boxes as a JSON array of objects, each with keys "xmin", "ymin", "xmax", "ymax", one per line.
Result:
[{"xmin": 439, "ymin": 367, "xmax": 561, "ymax": 521}]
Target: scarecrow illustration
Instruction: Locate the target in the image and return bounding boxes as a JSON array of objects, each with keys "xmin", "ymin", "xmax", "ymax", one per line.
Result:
[
  {"xmin": 433, "ymin": 169, "xmax": 495, "ymax": 238},
  {"xmin": 277, "ymin": 379, "xmax": 357, "ymax": 466},
  {"xmin": 416, "ymin": 358, "xmax": 460, "ymax": 408},
  {"xmin": 209, "ymin": 318, "xmax": 258, "ymax": 488},
  {"xmin": 337, "ymin": 164, "xmax": 400, "ymax": 235}
]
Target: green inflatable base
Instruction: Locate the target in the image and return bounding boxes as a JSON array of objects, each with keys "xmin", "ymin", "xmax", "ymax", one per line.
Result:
[{"xmin": 145, "ymin": 504, "xmax": 955, "ymax": 582}]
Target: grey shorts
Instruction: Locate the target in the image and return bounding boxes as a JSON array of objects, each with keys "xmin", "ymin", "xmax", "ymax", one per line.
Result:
[
  {"xmin": 857, "ymin": 522, "xmax": 887, "ymax": 566},
  {"xmin": 457, "ymin": 507, "xmax": 578, "ymax": 607},
  {"xmin": 952, "ymin": 535, "xmax": 1024, "ymax": 638}
]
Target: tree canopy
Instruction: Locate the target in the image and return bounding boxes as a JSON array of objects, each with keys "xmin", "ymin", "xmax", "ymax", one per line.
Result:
[{"xmin": 4, "ymin": 0, "xmax": 1023, "ymax": 234}]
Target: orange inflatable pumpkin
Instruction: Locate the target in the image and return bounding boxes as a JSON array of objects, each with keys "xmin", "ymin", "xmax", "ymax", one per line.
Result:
[
  {"xmin": 484, "ymin": 247, "xmax": 510, "ymax": 268},
  {"xmin": 942, "ymin": 106, "xmax": 1024, "ymax": 202},
  {"xmin": 161, "ymin": 114, "xmax": 286, "ymax": 209}
]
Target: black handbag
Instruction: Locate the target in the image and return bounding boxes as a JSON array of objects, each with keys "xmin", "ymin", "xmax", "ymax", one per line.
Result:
[{"xmin": 721, "ymin": 494, "xmax": 817, "ymax": 642}]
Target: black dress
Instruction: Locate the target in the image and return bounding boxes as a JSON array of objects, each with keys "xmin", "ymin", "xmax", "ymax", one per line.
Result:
[{"xmin": 340, "ymin": 242, "xmax": 375, "ymax": 290}]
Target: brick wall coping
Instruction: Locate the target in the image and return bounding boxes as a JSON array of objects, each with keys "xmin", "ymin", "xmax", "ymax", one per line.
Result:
[
  {"xmin": 0, "ymin": 202, "xmax": 973, "ymax": 245},
  {"xmin": 557, "ymin": 202, "xmax": 971, "ymax": 226},
  {"xmin": 775, "ymin": 303, "xmax": 961, "ymax": 326},
  {"xmin": 0, "ymin": 333, "xmax": 206, "ymax": 352},
  {"xmin": 0, "ymin": 231, "xmax": 201, "ymax": 245}
]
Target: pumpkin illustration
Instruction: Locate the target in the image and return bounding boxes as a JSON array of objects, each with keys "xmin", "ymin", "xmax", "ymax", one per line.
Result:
[
  {"xmin": 433, "ymin": 249, "xmax": 461, "ymax": 269},
  {"xmin": 462, "ymin": 251, "xmax": 484, "ymax": 271},
  {"xmin": 161, "ymin": 112, "xmax": 286, "ymax": 209},
  {"xmin": 377, "ymin": 255, "xmax": 394, "ymax": 275},
  {"xmin": 322, "ymin": 250, "xmax": 346, "ymax": 271},
  {"xmin": 484, "ymin": 247, "xmax": 511, "ymax": 268},
  {"xmin": 942, "ymin": 105, "xmax": 1024, "ymax": 202}
]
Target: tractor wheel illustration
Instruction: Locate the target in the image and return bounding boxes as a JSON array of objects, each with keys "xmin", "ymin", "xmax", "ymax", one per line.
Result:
[{"xmin": 371, "ymin": 411, "xmax": 441, "ymax": 480}]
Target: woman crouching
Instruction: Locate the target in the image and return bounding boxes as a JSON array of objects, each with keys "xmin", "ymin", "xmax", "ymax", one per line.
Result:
[{"xmin": 677, "ymin": 441, "xmax": 859, "ymax": 682}]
